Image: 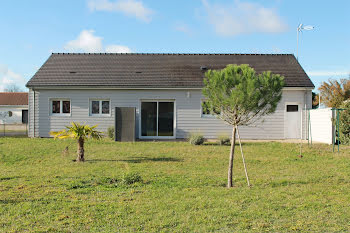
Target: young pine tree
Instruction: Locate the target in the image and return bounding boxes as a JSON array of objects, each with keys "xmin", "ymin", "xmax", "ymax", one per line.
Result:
[{"xmin": 202, "ymin": 64, "xmax": 285, "ymax": 188}]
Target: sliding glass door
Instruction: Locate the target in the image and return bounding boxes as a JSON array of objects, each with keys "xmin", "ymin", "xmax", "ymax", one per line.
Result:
[
  {"xmin": 141, "ymin": 101, "xmax": 174, "ymax": 138},
  {"xmin": 158, "ymin": 102, "xmax": 174, "ymax": 136}
]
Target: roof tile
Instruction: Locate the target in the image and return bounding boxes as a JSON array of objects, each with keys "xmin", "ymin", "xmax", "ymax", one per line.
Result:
[
  {"xmin": 0, "ymin": 92, "xmax": 28, "ymax": 105},
  {"xmin": 26, "ymin": 53, "xmax": 314, "ymax": 88}
]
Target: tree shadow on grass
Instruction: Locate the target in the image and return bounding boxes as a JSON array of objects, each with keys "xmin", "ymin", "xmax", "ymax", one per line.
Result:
[
  {"xmin": 0, "ymin": 199, "xmax": 20, "ymax": 204},
  {"xmin": 0, "ymin": 176, "xmax": 21, "ymax": 181},
  {"xmin": 201, "ymin": 142, "xmax": 249, "ymax": 146},
  {"xmin": 86, "ymin": 156, "xmax": 183, "ymax": 163}
]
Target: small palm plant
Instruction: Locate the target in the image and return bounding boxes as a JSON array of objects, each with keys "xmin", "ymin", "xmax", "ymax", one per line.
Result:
[{"xmin": 50, "ymin": 122, "xmax": 103, "ymax": 162}]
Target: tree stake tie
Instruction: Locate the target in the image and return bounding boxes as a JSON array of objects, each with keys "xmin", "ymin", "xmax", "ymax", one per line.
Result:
[{"xmin": 236, "ymin": 125, "xmax": 251, "ymax": 187}]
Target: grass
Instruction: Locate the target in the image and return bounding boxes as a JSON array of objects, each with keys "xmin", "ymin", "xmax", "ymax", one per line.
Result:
[{"xmin": 0, "ymin": 137, "xmax": 350, "ymax": 232}]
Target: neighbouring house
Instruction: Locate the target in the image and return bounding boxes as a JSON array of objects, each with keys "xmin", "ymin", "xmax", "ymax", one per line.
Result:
[
  {"xmin": 26, "ymin": 53, "xmax": 314, "ymax": 140},
  {"xmin": 0, "ymin": 92, "xmax": 28, "ymax": 124}
]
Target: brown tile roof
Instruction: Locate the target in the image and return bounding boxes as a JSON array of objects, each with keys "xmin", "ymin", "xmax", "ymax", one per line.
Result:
[
  {"xmin": 0, "ymin": 92, "xmax": 28, "ymax": 105},
  {"xmin": 26, "ymin": 53, "xmax": 314, "ymax": 88}
]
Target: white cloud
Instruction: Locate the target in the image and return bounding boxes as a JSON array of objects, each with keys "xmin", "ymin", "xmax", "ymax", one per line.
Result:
[
  {"xmin": 0, "ymin": 64, "xmax": 26, "ymax": 91},
  {"xmin": 307, "ymin": 70, "xmax": 350, "ymax": 77},
  {"xmin": 174, "ymin": 23, "xmax": 194, "ymax": 36},
  {"xmin": 88, "ymin": 0, "xmax": 153, "ymax": 22},
  {"xmin": 64, "ymin": 30, "xmax": 103, "ymax": 53},
  {"xmin": 64, "ymin": 30, "xmax": 132, "ymax": 53},
  {"xmin": 201, "ymin": 0, "xmax": 288, "ymax": 37}
]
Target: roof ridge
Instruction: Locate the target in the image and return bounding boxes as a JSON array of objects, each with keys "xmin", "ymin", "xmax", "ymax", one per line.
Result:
[{"xmin": 51, "ymin": 52, "xmax": 293, "ymax": 56}]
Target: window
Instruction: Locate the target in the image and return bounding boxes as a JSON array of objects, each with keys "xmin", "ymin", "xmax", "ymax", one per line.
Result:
[
  {"xmin": 51, "ymin": 99, "xmax": 70, "ymax": 115},
  {"xmin": 201, "ymin": 100, "xmax": 220, "ymax": 117},
  {"xmin": 90, "ymin": 100, "xmax": 110, "ymax": 116},
  {"xmin": 62, "ymin": 101, "xmax": 70, "ymax": 113},
  {"xmin": 52, "ymin": 100, "xmax": 60, "ymax": 113},
  {"xmin": 141, "ymin": 101, "xmax": 174, "ymax": 137},
  {"xmin": 102, "ymin": 101, "xmax": 110, "ymax": 114},
  {"xmin": 287, "ymin": 105, "xmax": 298, "ymax": 112}
]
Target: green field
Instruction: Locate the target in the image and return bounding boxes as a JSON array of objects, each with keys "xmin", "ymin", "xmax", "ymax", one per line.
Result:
[{"xmin": 0, "ymin": 137, "xmax": 349, "ymax": 232}]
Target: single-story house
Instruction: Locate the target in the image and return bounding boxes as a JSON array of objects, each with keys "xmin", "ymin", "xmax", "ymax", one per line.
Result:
[
  {"xmin": 0, "ymin": 92, "xmax": 28, "ymax": 124},
  {"xmin": 26, "ymin": 53, "xmax": 314, "ymax": 140}
]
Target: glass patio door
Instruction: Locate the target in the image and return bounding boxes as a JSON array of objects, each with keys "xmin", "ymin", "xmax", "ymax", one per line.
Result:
[{"xmin": 141, "ymin": 101, "xmax": 174, "ymax": 138}]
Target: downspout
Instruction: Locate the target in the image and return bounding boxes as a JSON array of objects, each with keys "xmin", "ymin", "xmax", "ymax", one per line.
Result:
[{"xmin": 33, "ymin": 89, "xmax": 36, "ymax": 137}]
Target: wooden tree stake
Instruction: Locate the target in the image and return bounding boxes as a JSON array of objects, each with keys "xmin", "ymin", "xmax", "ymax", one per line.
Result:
[{"xmin": 236, "ymin": 126, "xmax": 251, "ymax": 187}]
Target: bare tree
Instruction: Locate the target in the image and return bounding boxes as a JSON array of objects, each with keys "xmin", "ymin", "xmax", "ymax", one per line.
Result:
[
  {"xmin": 0, "ymin": 111, "xmax": 9, "ymax": 124},
  {"xmin": 4, "ymin": 84, "xmax": 23, "ymax": 92}
]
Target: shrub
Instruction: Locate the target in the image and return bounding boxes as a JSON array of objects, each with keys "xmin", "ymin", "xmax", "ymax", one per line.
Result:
[
  {"xmin": 122, "ymin": 172, "xmax": 143, "ymax": 185},
  {"xmin": 107, "ymin": 126, "xmax": 115, "ymax": 140},
  {"xmin": 218, "ymin": 134, "xmax": 230, "ymax": 145},
  {"xmin": 189, "ymin": 133, "xmax": 204, "ymax": 145},
  {"xmin": 339, "ymin": 100, "xmax": 350, "ymax": 145}
]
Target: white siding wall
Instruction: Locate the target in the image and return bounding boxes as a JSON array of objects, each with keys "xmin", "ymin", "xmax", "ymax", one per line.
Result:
[
  {"xmin": 0, "ymin": 106, "xmax": 27, "ymax": 124},
  {"xmin": 28, "ymin": 89, "xmax": 312, "ymax": 139},
  {"xmin": 28, "ymin": 89, "xmax": 39, "ymax": 137},
  {"xmin": 282, "ymin": 90, "xmax": 312, "ymax": 140},
  {"xmin": 28, "ymin": 90, "xmax": 34, "ymax": 137}
]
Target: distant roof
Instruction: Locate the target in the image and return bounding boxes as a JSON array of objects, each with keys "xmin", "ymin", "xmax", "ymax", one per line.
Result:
[
  {"xmin": 0, "ymin": 92, "xmax": 28, "ymax": 106},
  {"xmin": 26, "ymin": 53, "xmax": 314, "ymax": 88}
]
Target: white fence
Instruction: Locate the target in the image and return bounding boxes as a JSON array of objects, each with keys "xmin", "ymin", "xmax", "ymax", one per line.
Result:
[{"xmin": 309, "ymin": 108, "xmax": 334, "ymax": 144}]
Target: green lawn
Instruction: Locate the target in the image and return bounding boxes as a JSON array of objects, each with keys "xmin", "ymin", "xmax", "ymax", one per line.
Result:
[{"xmin": 0, "ymin": 137, "xmax": 349, "ymax": 232}]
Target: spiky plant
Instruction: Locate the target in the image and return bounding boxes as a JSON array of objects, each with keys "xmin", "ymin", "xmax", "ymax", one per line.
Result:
[{"xmin": 50, "ymin": 122, "xmax": 103, "ymax": 162}]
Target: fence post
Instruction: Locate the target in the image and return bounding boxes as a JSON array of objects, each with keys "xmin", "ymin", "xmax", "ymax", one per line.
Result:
[{"xmin": 337, "ymin": 109, "xmax": 340, "ymax": 153}]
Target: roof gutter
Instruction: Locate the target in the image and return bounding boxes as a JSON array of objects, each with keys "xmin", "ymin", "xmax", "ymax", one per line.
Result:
[
  {"xmin": 28, "ymin": 86, "xmax": 314, "ymax": 91},
  {"xmin": 28, "ymin": 86, "xmax": 204, "ymax": 90}
]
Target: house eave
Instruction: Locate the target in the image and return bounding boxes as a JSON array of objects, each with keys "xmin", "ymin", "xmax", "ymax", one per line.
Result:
[
  {"xmin": 28, "ymin": 85, "xmax": 204, "ymax": 90},
  {"xmin": 28, "ymin": 85, "xmax": 314, "ymax": 91}
]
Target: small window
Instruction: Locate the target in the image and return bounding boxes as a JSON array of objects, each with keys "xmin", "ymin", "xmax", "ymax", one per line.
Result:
[
  {"xmin": 287, "ymin": 105, "xmax": 298, "ymax": 112},
  {"xmin": 92, "ymin": 101, "xmax": 100, "ymax": 114},
  {"xmin": 90, "ymin": 100, "xmax": 110, "ymax": 116},
  {"xmin": 52, "ymin": 100, "xmax": 60, "ymax": 113},
  {"xmin": 51, "ymin": 99, "xmax": 70, "ymax": 115},
  {"xmin": 102, "ymin": 101, "xmax": 110, "ymax": 114},
  {"xmin": 202, "ymin": 101, "xmax": 211, "ymax": 116},
  {"xmin": 201, "ymin": 100, "xmax": 220, "ymax": 117},
  {"xmin": 62, "ymin": 101, "xmax": 70, "ymax": 113}
]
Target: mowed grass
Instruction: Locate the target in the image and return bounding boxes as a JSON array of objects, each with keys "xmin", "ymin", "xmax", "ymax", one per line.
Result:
[{"xmin": 0, "ymin": 137, "xmax": 350, "ymax": 232}]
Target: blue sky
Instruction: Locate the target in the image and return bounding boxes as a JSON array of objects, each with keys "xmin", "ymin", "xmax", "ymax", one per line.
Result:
[{"xmin": 0, "ymin": 0, "xmax": 349, "ymax": 91}]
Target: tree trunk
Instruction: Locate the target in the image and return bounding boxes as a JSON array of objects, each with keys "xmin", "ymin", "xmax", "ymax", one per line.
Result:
[
  {"xmin": 227, "ymin": 126, "xmax": 237, "ymax": 188},
  {"xmin": 76, "ymin": 138, "xmax": 85, "ymax": 162}
]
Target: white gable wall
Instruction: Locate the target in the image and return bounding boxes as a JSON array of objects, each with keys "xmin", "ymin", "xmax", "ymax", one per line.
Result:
[
  {"xmin": 28, "ymin": 88, "xmax": 312, "ymax": 139},
  {"xmin": 0, "ymin": 106, "xmax": 28, "ymax": 124}
]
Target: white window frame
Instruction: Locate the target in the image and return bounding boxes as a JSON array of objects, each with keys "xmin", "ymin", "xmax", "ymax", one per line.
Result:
[
  {"xmin": 139, "ymin": 99, "xmax": 176, "ymax": 139},
  {"xmin": 89, "ymin": 99, "xmax": 111, "ymax": 117},
  {"xmin": 49, "ymin": 98, "xmax": 71, "ymax": 116},
  {"xmin": 200, "ymin": 99, "xmax": 217, "ymax": 118}
]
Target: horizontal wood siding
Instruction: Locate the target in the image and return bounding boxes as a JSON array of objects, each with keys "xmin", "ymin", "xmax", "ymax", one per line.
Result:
[
  {"xmin": 32, "ymin": 89, "xmax": 311, "ymax": 139},
  {"xmin": 28, "ymin": 90, "xmax": 39, "ymax": 137}
]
